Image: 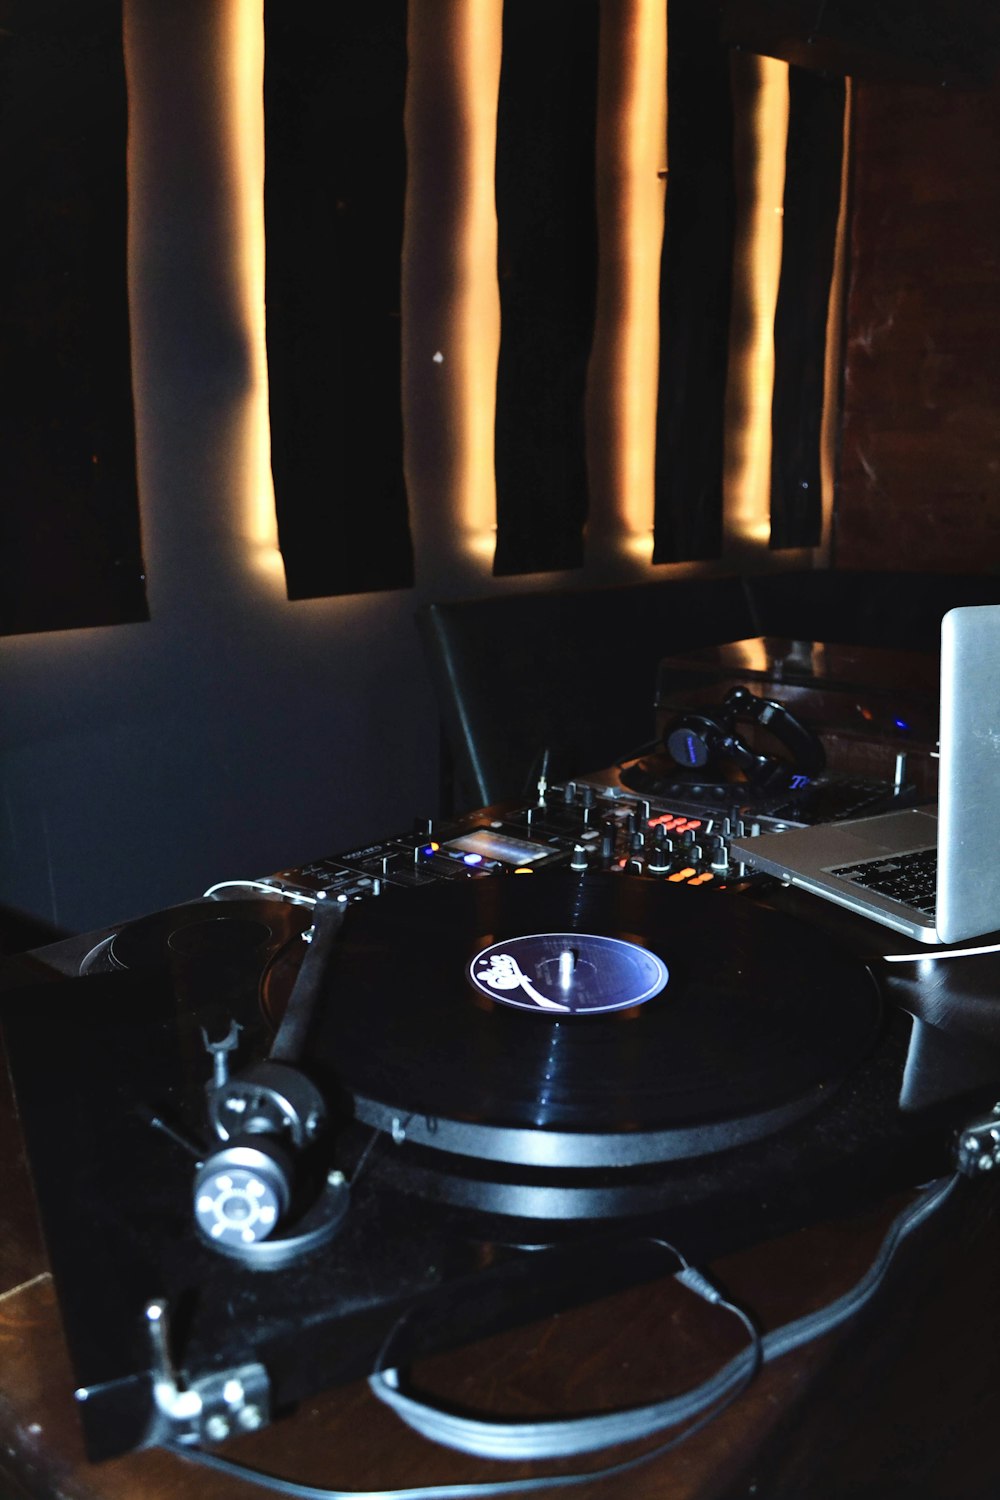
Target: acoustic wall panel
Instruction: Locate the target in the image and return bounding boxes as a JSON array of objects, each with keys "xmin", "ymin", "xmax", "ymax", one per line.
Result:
[
  {"xmin": 492, "ymin": 0, "xmax": 600, "ymax": 577},
  {"xmin": 0, "ymin": 1, "xmax": 146, "ymax": 638},
  {"xmin": 653, "ymin": 7, "xmax": 846, "ymax": 562},
  {"xmin": 652, "ymin": 0, "xmax": 736, "ymax": 564},
  {"xmin": 769, "ymin": 68, "xmax": 846, "ymax": 549},
  {"xmin": 263, "ymin": 0, "xmax": 413, "ymax": 599}
]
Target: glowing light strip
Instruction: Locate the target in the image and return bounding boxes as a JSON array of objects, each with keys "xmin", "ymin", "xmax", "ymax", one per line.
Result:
[
  {"xmin": 229, "ymin": 7, "xmax": 840, "ymax": 584},
  {"xmin": 725, "ymin": 55, "xmax": 790, "ymax": 549},
  {"xmin": 228, "ymin": 0, "xmax": 280, "ymax": 565},
  {"xmin": 612, "ymin": 0, "xmax": 668, "ymax": 557},
  {"xmin": 457, "ymin": 0, "xmax": 503, "ymax": 561},
  {"xmin": 585, "ymin": 0, "xmax": 665, "ymax": 566}
]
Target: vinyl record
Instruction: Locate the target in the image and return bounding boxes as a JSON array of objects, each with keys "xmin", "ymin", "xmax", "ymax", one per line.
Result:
[
  {"xmin": 303, "ymin": 873, "xmax": 882, "ymax": 1167},
  {"xmin": 110, "ymin": 898, "xmax": 310, "ymax": 974}
]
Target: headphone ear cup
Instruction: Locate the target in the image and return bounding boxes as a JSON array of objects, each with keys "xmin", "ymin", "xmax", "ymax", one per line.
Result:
[{"xmin": 664, "ymin": 713, "xmax": 726, "ymax": 769}]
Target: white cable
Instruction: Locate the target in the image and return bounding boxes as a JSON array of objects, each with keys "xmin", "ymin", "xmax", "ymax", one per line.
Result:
[
  {"xmin": 201, "ymin": 879, "xmax": 319, "ymax": 906},
  {"xmin": 882, "ymin": 941, "xmax": 1000, "ymax": 963}
]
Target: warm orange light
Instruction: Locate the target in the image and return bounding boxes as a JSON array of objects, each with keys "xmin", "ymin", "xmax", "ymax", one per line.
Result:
[
  {"xmin": 605, "ymin": 0, "xmax": 668, "ymax": 555},
  {"xmin": 727, "ymin": 637, "xmax": 776, "ymax": 674},
  {"xmin": 724, "ymin": 54, "xmax": 789, "ymax": 551},
  {"xmin": 402, "ymin": 0, "xmax": 502, "ymax": 578},
  {"xmin": 226, "ymin": 0, "xmax": 282, "ymax": 570},
  {"xmin": 455, "ymin": 0, "xmax": 503, "ymax": 559},
  {"xmin": 123, "ymin": 0, "xmax": 283, "ymax": 593},
  {"xmin": 220, "ymin": 4, "xmax": 839, "ymax": 593}
]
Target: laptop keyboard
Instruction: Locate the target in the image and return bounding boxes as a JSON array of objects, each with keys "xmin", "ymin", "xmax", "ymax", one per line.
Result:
[{"xmin": 831, "ymin": 847, "xmax": 938, "ymax": 915}]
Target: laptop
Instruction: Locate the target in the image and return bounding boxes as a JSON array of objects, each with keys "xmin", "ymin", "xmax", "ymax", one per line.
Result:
[{"xmin": 729, "ymin": 605, "xmax": 1000, "ymax": 946}]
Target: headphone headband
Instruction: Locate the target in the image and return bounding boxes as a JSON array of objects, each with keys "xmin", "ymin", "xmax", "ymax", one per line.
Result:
[{"xmin": 663, "ymin": 685, "xmax": 825, "ymax": 784}]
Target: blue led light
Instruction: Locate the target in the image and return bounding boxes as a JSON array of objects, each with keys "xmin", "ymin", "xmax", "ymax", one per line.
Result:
[
  {"xmin": 463, "ymin": 852, "xmax": 484, "ymax": 866},
  {"xmin": 894, "ymin": 718, "xmax": 910, "ymax": 732}
]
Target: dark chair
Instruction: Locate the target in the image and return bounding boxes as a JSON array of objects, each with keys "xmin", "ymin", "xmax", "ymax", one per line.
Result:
[
  {"xmin": 744, "ymin": 568, "xmax": 1000, "ymax": 653},
  {"xmin": 416, "ymin": 575, "xmax": 755, "ymax": 811}
]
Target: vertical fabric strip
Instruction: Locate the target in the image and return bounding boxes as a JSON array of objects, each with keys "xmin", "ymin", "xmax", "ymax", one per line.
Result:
[
  {"xmin": 0, "ymin": 2, "xmax": 146, "ymax": 638},
  {"xmin": 264, "ymin": 0, "xmax": 413, "ymax": 599},
  {"xmin": 769, "ymin": 68, "xmax": 845, "ymax": 550},
  {"xmin": 493, "ymin": 0, "xmax": 600, "ymax": 577},
  {"xmin": 652, "ymin": 0, "xmax": 735, "ymax": 564}
]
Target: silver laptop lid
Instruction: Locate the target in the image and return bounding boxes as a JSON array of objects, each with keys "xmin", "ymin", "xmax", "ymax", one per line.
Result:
[{"xmin": 936, "ymin": 604, "xmax": 1000, "ymax": 943}]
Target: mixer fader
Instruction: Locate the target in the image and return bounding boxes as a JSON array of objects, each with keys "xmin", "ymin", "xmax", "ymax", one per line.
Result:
[{"xmin": 257, "ymin": 776, "xmax": 780, "ymax": 908}]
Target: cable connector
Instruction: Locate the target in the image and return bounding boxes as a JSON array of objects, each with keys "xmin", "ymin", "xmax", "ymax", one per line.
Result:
[
  {"xmin": 674, "ymin": 1264, "xmax": 725, "ymax": 1306},
  {"xmin": 955, "ymin": 1103, "xmax": 1000, "ymax": 1176}
]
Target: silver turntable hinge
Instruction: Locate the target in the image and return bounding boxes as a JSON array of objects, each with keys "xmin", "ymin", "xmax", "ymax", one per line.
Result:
[
  {"xmin": 140, "ymin": 1299, "xmax": 271, "ymax": 1446},
  {"xmin": 955, "ymin": 1103, "xmax": 1000, "ymax": 1176}
]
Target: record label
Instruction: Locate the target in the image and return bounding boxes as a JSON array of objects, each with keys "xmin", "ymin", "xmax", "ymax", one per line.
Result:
[{"xmin": 469, "ymin": 932, "xmax": 669, "ymax": 1014}]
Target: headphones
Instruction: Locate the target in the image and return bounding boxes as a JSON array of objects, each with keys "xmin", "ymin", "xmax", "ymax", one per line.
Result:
[{"xmin": 662, "ymin": 685, "xmax": 826, "ymax": 786}]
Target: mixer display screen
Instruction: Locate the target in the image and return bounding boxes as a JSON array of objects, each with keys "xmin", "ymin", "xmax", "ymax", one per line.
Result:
[{"xmin": 442, "ymin": 829, "xmax": 553, "ymax": 867}]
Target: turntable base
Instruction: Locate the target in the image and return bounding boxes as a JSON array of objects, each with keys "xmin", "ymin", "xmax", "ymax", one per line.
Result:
[
  {"xmin": 2, "ymin": 1089, "xmax": 999, "ymax": 1500},
  {"xmin": 4, "ymin": 852, "xmax": 1000, "ymax": 1493}
]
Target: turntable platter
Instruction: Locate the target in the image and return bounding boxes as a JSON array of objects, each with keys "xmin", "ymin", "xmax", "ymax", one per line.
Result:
[
  {"xmin": 294, "ymin": 874, "xmax": 882, "ymax": 1168},
  {"xmin": 109, "ymin": 898, "xmax": 309, "ymax": 972}
]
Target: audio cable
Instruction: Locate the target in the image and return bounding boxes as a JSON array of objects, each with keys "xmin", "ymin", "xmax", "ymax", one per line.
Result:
[{"xmin": 167, "ymin": 1170, "xmax": 960, "ymax": 1499}]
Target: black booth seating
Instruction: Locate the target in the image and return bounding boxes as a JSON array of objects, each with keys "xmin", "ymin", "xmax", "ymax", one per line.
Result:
[{"xmin": 416, "ymin": 568, "xmax": 1000, "ymax": 812}]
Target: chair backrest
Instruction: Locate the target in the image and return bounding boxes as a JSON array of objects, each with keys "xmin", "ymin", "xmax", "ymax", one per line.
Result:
[
  {"xmin": 416, "ymin": 575, "xmax": 755, "ymax": 811},
  {"xmin": 744, "ymin": 569, "xmax": 1000, "ymax": 653}
]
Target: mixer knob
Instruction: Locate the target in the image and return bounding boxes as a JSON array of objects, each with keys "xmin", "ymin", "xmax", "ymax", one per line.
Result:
[{"xmin": 708, "ymin": 836, "xmax": 730, "ymax": 871}]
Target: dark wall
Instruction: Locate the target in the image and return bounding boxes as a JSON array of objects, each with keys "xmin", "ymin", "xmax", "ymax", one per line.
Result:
[{"xmin": 836, "ymin": 75, "xmax": 1000, "ymax": 570}]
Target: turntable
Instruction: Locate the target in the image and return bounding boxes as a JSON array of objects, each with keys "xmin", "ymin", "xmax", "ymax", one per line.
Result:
[
  {"xmin": 6, "ymin": 835, "xmax": 1000, "ymax": 1482},
  {"xmin": 7, "ymin": 758, "xmax": 1000, "ymax": 1494}
]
